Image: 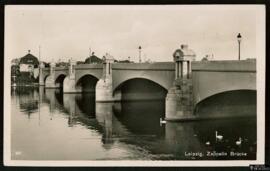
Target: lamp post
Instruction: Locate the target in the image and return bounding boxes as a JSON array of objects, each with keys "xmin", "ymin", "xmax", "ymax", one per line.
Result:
[
  {"xmin": 237, "ymin": 33, "xmax": 242, "ymax": 60},
  {"xmin": 138, "ymin": 46, "xmax": 142, "ymax": 63}
]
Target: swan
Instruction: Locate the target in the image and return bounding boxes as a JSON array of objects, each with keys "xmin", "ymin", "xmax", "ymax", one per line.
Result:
[
  {"xmin": 215, "ymin": 131, "xmax": 223, "ymax": 140},
  {"xmin": 205, "ymin": 141, "xmax": 210, "ymax": 145},
  {"xmin": 236, "ymin": 138, "xmax": 242, "ymax": 146},
  {"xmin": 160, "ymin": 118, "xmax": 166, "ymax": 124}
]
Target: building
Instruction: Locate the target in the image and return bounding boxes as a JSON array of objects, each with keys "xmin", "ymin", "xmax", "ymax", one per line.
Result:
[
  {"xmin": 19, "ymin": 50, "xmax": 39, "ymax": 72},
  {"xmin": 18, "ymin": 50, "xmax": 40, "ymax": 79},
  {"xmin": 85, "ymin": 52, "xmax": 103, "ymax": 64}
]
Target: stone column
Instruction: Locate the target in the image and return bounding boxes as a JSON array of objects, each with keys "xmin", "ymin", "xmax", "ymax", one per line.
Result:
[
  {"xmin": 39, "ymin": 62, "xmax": 45, "ymax": 86},
  {"xmin": 96, "ymin": 53, "xmax": 114, "ymax": 102},
  {"xmin": 63, "ymin": 59, "xmax": 77, "ymax": 93},
  {"xmin": 165, "ymin": 45, "xmax": 195, "ymax": 121}
]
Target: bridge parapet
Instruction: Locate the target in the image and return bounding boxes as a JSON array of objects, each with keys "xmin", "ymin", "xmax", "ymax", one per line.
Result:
[
  {"xmin": 55, "ymin": 66, "xmax": 69, "ymax": 71},
  {"xmin": 112, "ymin": 62, "xmax": 174, "ymax": 70},
  {"xmin": 192, "ymin": 60, "xmax": 256, "ymax": 72},
  {"xmin": 75, "ymin": 64, "xmax": 103, "ymax": 69}
]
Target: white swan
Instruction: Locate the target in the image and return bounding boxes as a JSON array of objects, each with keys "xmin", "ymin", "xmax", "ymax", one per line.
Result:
[
  {"xmin": 236, "ymin": 138, "xmax": 242, "ymax": 146},
  {"xmin": 160, "ymin": 118, "xmax": 166, "ymax": 124},
  {"xmin": 205, "ymin": 141, "xmax": 210, "ymax": 145},
  {"xmin": 215, "ymin": 131, "xmax": 223, "ymax": 140}
]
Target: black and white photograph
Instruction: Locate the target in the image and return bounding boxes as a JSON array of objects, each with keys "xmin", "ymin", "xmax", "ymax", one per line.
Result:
[{"xmin": 4, "ymin": 5, "xmax": 265, "ymax": 166}]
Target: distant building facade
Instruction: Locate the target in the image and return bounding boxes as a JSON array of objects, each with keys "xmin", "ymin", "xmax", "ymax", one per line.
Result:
[
  {"xmin": 19, "ymin": 50, "xmax": 39, "ymax": 73},
  {"xmin": 10, "ymin": 50, "xmax": 52, "ymax": 85}
]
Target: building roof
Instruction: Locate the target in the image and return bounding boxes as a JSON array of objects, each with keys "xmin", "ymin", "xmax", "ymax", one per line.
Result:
[
  {"xmin": 85, "ymin": 55, "xmax": 103, "ymax": 64},
  {"xmin": 19, "ymin": 52, "xmax": 39, "ymax": 65}
]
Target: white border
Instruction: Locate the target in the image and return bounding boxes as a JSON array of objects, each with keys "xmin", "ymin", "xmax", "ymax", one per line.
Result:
[{"xmin": 3, "ymin": 5, "xmax": 266, "ymax": 166}]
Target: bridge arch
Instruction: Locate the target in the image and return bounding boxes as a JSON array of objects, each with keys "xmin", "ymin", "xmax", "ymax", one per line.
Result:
[
  {"xmin": 75, "ymin": 74, "xmax": 99, "ymax": 92},
  {"xmin": 113, "ymin": 75, "xmax": 171, "ymax": 92},
  {"xmin": 44, "ymin": 74, "xmax": 50, "ymax": 84},
  {"xmin": 194, "ymin": 85, "xmax": 256, "ymax": 106},
  {"xmin": 75, "ymin": 68, "xmax": 103, "ymax": 84},
  {"xmin": 55, "ymin": 74, "xmax": 67, "ymax": 88},
  {"xmin": 113, "ymin": 77, "xmax": 168, "ymax": 101},
  {"xmin": 194, "ymin": 89, "xmax": 256, "ymax": 117}
]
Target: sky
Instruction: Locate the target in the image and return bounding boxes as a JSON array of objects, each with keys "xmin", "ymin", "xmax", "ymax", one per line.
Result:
[{"xmin": 5, "ymin": 5, "xmax": 264, "ymax": 63}]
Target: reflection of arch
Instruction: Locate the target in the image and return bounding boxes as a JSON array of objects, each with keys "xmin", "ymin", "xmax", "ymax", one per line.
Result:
[
  {"xmin": 113, "ymin": 101, "xmax": 166, "ymax": 135},
  {"xmin": 55, "ymin": 74, "xmax": 67, "ymax": 88},
  {"xmin": 75, "ymin": 74, "xmax": 99, "ymax": 92},
  {"xmin": 75, "ymin": 93, "xmax": 96, "ymax": 116},
  {"xmin": 194, "ymin": 89, "xmax": 256, "ymax": 117},
  {"xmin": 54, "ymin": 89, "xmax": 64, "ymax": 106},
  {"xmin": 113, "ymin": 77, "xmax": 168, "ymax": 101}
]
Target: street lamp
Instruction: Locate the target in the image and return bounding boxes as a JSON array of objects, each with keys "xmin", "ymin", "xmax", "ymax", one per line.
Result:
[
  {"xmin": 237, "ymin": 33, "xmax": 242, "ymax": 60},
  {"xmin": 138, "ymin": 46, "xmax": 142, "ymax": 63}
]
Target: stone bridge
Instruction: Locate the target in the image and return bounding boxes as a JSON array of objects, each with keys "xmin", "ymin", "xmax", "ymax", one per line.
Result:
[
  {"xmin": 40, "ymin": 62, "xmax": 175, "ymax": 98},
  {"xmin": 39, "ymin": 57, "xmax": 256, "ymax": 121}
]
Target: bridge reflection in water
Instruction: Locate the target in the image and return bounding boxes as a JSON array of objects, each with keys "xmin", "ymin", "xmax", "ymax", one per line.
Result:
[{"xmin": 11, "ymin": 87, "xmax": 256, "ymax": 160}]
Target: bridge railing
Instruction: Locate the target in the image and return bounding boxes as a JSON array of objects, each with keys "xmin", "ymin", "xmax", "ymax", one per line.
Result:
[{"xmin": 191, "ymin": 60, "xmax": 256, "ymax": 72}]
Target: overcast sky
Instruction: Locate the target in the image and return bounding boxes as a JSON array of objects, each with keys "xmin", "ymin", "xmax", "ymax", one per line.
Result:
[{"xmin": 5, "ymin": 5, "xmax": 263, "ymax": 63}]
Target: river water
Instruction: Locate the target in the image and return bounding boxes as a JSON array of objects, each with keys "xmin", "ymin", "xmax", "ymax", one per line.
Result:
[{"xmin": 11, "ymin": 87, "xmax": 256, "ymax": 160}]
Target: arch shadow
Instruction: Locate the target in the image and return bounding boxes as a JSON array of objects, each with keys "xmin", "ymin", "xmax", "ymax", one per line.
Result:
[
  {"xmin": 75, "ymin": 74, "xmax": 99, "ymax": 93},
  {"xmin": 194, "ymin": 89, "xmax": 256, "ymax": 118},
  {"xmin": 113, "ymin": 77, "xmax": 168, "ymax": 101},
  {"xmin": 44, "ymin": 75, "xmax": 50, "ymax": 84},
  {"xmin": 55, "ymin": 74, "xmax": 67, "ymax": 88}
]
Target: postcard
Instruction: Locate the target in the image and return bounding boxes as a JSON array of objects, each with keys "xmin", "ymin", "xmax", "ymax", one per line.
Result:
[{"xmin": 4, "ymin": 5, "xmax": 265, "ymax": 166}]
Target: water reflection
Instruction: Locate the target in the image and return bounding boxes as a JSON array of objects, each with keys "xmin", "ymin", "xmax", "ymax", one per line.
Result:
[
  {"xmin": 113, "ymin": 101, "xmax": 165, "ymax": 136},
  {"xmin": 96, "ymin": 103, "xmax": 114, "ymax": 148},
  {"xmin": 13, "ymin": 87, "xmax": 39, "ymax": 118},
  {"xmin": 11, "ymin": 88, "xmax": 257, "ymax": 160}
]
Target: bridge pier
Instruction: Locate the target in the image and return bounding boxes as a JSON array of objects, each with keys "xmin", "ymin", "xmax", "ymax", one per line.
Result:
[
  {"xmin": 166, "ymin": 79, "xmax": 194, "ymax": 121},
  {"xmin": 96, "ymin": 53, "xmax": 114, "ymax": 102},
  {"xmin": 63, "ymin": 59, "xmax": 79, "ymax": 93},
  {"xmin": 165, "ymin": 45, "xmax": 196, "ymax": 121},
  {"xmin": 45, "ymin": 62, "xmax": 58, "ymax": 88}
]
